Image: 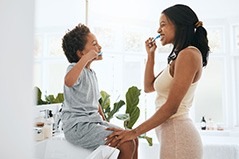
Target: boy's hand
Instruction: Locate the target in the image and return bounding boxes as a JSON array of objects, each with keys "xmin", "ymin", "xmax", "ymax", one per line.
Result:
[{"xmin": 84, "ymin": 50, "xmax": 98, "ymax": 62}]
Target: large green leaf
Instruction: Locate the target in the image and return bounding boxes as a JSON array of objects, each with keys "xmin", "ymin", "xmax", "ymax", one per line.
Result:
[
  {"xmin": 139, "ymin": 135, "xmax": 153, "ymax": 146},
  {"xmin": 107, "ymin": 100, "xmax": 125, "ymax": 120},
  {"xmin": 125, "ymin": 86, "xmax": 141, "ymax": 114},
  {"xmin": 100, "ymin": 91, "xmax": 111, "ymax": 110},
  {"xmin": 125, "ymin": 107, "xmax": 140, "ymax": 129}
]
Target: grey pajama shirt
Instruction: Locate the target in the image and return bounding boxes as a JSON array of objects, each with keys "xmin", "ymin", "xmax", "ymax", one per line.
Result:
[{"xmin": 61, "ymin": 63, "xmax": 120, "ymax": 150}]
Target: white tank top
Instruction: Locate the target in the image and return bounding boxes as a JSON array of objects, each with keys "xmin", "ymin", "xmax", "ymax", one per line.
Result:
[{"xmin": 153, "ymin": 46, "xmax": 200, "ymax": 118}]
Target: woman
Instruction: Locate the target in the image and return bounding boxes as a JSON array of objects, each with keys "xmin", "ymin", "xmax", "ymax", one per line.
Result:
[
  {"xmin": 61, "ymin": 23, "xmax": 138, "ymax": 159},
  {"xmin": 106, "ymin": 4, "xmax": 209, "ymax": 159}
]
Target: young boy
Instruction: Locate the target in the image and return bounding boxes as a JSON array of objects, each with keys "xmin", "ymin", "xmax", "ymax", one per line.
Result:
[{"xmin": 61, "ymin": 23, "xmax": 138, "ymax": 159}]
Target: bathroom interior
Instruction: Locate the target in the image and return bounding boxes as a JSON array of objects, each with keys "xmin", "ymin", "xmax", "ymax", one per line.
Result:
[{"xmin": 1, "ymin": 0, "xmax": 239, "ymax": 159}]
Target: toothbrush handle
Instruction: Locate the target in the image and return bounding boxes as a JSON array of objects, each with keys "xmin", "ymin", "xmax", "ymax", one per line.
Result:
[{"xmin": 152, "ymin": 35, "xmax": 160, "ymax": 42}]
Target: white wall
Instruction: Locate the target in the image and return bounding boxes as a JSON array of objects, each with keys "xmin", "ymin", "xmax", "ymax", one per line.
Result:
[{"xmin": 0, "ymin": 0, "xmax": 34, "ymax": 158}]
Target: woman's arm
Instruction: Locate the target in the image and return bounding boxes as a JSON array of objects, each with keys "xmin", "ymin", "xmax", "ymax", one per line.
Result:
[{"xmin": 144, "ymin": 38, "xmax": 157, "ymax": 93}]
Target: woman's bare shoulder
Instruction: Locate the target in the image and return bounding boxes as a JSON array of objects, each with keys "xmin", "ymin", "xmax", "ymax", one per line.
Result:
[
  {"xmin": 179, "ymin": 47, "xmax": 201, "ymax": 60},
  {"xmin": 176, "ymin": 47, "xmax": 202, "ymax": 68}
]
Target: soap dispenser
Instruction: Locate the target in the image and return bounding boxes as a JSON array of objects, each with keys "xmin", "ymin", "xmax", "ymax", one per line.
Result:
[{"xmin": 48, "ymin": 110, "xmax": 55, "ymax": 133}]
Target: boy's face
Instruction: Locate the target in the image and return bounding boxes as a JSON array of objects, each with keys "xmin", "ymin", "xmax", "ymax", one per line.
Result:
[{"xmin": 82, "ymin": 32, "xmax": 102, "ymax": 60}]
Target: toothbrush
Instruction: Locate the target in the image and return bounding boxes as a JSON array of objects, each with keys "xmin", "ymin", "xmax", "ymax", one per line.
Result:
[
  {"xmin": 151, "ymin": 34, "xmax": 161, "ymax": 42},
  {"xmin": 98, "ymin": 52, "xmax": 103, "ymax": 56}
]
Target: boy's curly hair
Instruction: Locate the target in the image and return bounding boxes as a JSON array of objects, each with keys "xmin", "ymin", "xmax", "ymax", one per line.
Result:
[{"xmin": 62, "ymin": 24, "xmax": 90, "ymax": 63}]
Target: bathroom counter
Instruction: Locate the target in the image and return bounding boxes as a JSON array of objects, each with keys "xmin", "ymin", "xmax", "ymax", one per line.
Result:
[
  {"xmin": 200, "ymin": 131, "xmax": 239, "ymax": 159},
  {"xmin": 34, "ymin": 132, "xmax": 239, "ymax": 159},
  {"xmin": 34, "ymin": 133, "xmax": 92, "ymax": 159}
]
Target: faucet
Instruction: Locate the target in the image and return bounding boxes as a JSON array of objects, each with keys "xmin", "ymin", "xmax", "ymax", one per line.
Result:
[
  {"xmin": 40, "ymin": 109, "xmax": 50, "ymax": 119},
  {"xmin": 40, "ymin": 107, "xmax": 63, "ymax": 134},
  {"xmin": 54, "ymin": 106, "xmax": 63, "ymax": 133}
]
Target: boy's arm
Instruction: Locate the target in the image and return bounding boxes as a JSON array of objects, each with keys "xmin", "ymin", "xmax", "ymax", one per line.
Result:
[
  {"xmin": 64, "ymin": 57, "xmax": 88, "ymax": 87},
  {"xmin": 98, "ymin": 105, "xmax": 106, "ymax": 121},
  {"xmin": 65, "ymin": 50, "xmax": 98, "ymax": 87}
]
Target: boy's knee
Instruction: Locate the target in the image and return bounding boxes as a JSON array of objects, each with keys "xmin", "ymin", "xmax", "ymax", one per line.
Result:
[{"xmin": 119, "ymin": 140, "xmax": 136, "ymax": 152}]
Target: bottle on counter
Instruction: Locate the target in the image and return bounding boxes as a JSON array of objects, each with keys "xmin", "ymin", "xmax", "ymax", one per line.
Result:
[
  {"xmin": 34, "ymin": 111, "xmax": 45, "ymax": 141},
  {"xmin": 48, "ymin": 110, "xmax": 55, "ymax": 133},
  {"xmin": 201, "ymin": 116, "xmax": 206, "ymax": 130},
  {"xmin": 34, "ymin": 126, "xmax": 44, "ymax": 141},
  {"xmin": 207, "ymin": 118, "xmax": 215, "ymax": 130},
  {"xmin": 43, "ymin": 109, "xmax": 53, "ymax": 138}
]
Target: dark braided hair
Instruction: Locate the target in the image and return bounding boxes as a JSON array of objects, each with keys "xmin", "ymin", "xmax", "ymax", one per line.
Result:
[
  {"xmin": 62, "ymin": 23, "xmax": 90, "ymax": 63},
  {"xmin": 163, "ymin": 4, "xmax": 210, "ymax": 66}
]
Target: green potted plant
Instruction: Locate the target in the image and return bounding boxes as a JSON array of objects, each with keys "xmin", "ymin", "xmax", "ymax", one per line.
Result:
[
  {"xmin": 34, "ymin": 86, "xmax": 64, "ymax": 105},
  {"xmin": 34, "ymin": 86, "xmax": 64, "ymax": 117},
  {"xmin": 99, "ymin": 86, "xmax": 153, "ymax": 146}
]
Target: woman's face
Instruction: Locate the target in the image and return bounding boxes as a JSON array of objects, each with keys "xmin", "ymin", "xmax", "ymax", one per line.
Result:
[
  {"xmin": 82, "ymin": 32, "xmax": 102, "ymax": 60},
  {"xmin": 157, "ymin": 14, "xmax": 175, "ymax": 46}
]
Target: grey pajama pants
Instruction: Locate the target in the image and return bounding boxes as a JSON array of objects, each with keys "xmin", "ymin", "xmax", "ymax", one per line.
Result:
[{"xmin": 64, "ymin": 121, "xmax": 121, "ymax": 150}]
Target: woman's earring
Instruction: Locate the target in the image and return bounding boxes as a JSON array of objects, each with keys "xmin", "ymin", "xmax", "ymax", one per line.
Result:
[
  {"xmin": 170, "ymin": 52, "xmax": 177, "ymax": 60},
  {"xmin": 167, "ymin": 52, "xmax": 177, "ymax": 64}
]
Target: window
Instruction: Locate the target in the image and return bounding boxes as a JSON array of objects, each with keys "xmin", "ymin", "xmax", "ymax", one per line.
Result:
[
  {"xmin": 193, "ymin": 23, "xmax": 226, "ymax": 125},
  {"xmin": 34, "ymin": 0, "xmax": 86, "ymax": 95},
  {"xmin": 232, "ymin": 24, "xmax": 239, "ymax": 126}
]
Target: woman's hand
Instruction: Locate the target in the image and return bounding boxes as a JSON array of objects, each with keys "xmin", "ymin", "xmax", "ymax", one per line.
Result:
[
  {"xmin": 145, "ymin": 37, "xmax": 157, "ymax": 55},
  {"xmin": 105, "ymin": 128, "xmax": 138, "ymax": 147}
]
